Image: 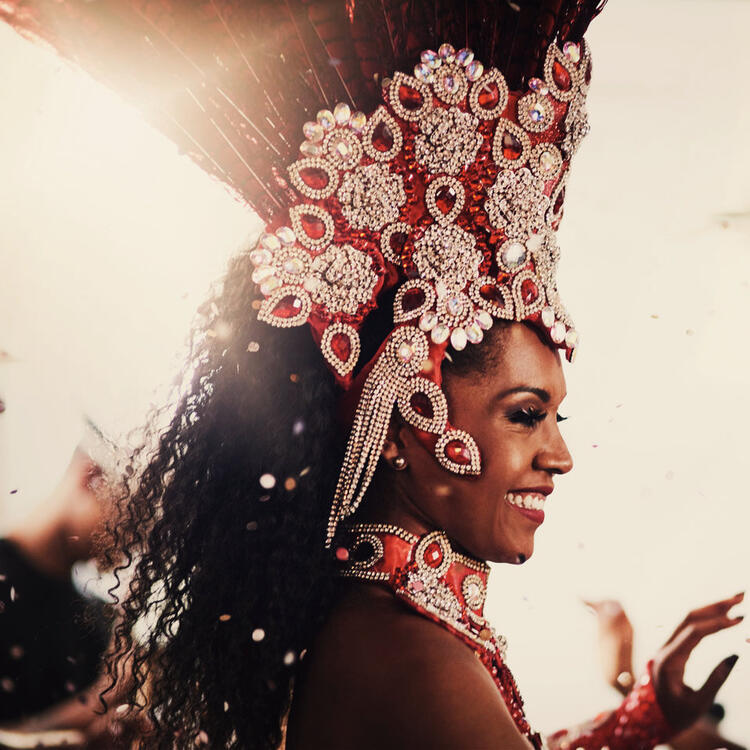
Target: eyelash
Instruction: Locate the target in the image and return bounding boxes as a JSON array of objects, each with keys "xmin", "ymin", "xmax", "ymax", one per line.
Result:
[{"xmin": 508, "ymin": 408, "xmax": 568, "ymax": 428}]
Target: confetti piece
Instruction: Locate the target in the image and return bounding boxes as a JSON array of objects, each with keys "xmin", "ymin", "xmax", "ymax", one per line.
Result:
[
  {"xmin": 246, "ymin": 521, "xmax": 258, "ymax": 531},
  {"xmin": 685, "ymin": 329, "xmax": 694, "ymax": 336},
  {"xmin": 259, "ymin": 494, "xmax": 271, "ymax": 503},
  {"xmin": 284, "ymin": 477, "xmax": 297, "ymax": 491},
  {"xmin": 650, "ymin": 314, "xmax": 659, "ymax": 319},
  {"xmin": 251, "ymin": 300, "xmax": 262, "ymax": 310},
  {"xmin": 252, "ymin": 628, "xmax": 265, "ymax": 642},
  {"xmin": 300, "ymin": 466, "xmax": 311, "ymax": 477},
  {"xmin": 292, "ymin": 419, "xmax": 305, "ymax": 435},
  {"xmin": 247, "ymin": 341, "xmax": 260, "ymax": 352},
  {"xmin": 219, "ymin": 614, "xmax": 232, "ymax": 622},
  {"xmin": 289, "ymin": 373, "xmax": 299, "ymax": 383},
  {"xmin": 259, "ymin": 473, "xmax": 276, "ymax": 490},
  {"xmin": 283, "ymin": 650, "xmax": 296, "ymax": 666}
]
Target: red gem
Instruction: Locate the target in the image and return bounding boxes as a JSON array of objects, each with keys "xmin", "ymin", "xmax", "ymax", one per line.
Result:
[
  {"xmin": 477, "ymin": 81, "xmax": 499, "ymax": 109},
  {"xmin": 371, "ymin": 121, "xmax": 395, "ymax": 152},
  {"xmin": 335, "ymin": 547, "xmax": 349, "ymax": 561},
  {"xmin": 520, "ymin": 279, "xmax": 539, "ymax": 304},
  {"xmin": 424, "ymin": 541, "xmax": 443, "ymax": 567},
  {"xmin": 445, "ymin": 439, "xmax": 472, "ymax": 465},
  {"xmin": 479, "ymin": 283, "xmax": 506, "ymax": 307},
  {"xmin": 409, "ymin": 392, "xmax": 434, "ymax": 418},
  {"xmin": 435, "ymin": 185, "xmax": 456, "ymax": 214},
  {"xmin": 330, "ymin": 332, "xmax": 352, "ymax": 362},
  {"xmin": 552, "ymin": 60, "xmax": 572, "ymax": 91},
  {"xmin": 401, "ymin": 287, "xmax": 426, "ymax": 312},
  {"xmin": 301, "ymin": 213, "xmax": 325, "ymax": 239},
  {"xmin": 273, "ymin": 295, "xmax": 303, "ymax": 319},
  {"xmin": 398, "ymin": 83, "xmax": 423, "ymax": 111},
  {"xmin": 298, "ymin": 166, "xmax": 329, "ymax": 190},
  {"xmin": 389, "ymin": 231, "xmax": 408, "ymax": 258},
  {"xmin": 501, "ymin": 131, "xmax": 523, "ymax": 161}
]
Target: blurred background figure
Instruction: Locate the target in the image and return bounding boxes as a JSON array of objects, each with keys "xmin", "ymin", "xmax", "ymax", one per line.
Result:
[
  {"xmin": 585, "ymin": 599, "xmax": 745, "ymax": 750},
  {"xmin": 0, "ymin": 446, "xmax": 112, "ymax": 722}
]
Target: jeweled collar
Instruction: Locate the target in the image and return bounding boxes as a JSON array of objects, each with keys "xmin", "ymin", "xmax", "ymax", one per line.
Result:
[{"xmin": 334, "ymin": 523, "xmax": 506, "ymax": 658}]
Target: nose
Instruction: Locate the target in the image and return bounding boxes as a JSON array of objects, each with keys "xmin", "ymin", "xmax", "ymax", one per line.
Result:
[{"xmin": 533, "ymin": 422, "xmax": 573, "ymax": 475}]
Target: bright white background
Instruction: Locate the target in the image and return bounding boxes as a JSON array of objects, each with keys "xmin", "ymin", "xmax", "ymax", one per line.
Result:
[{"xmin": 0, "ymin": 0, "xmax": 748, "ymax": 740}]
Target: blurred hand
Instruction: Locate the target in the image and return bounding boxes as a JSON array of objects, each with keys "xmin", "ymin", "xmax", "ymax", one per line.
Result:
[
  {"xmin": 584, "ymin": 599, "xmax": 635, "ymax": 694},
  {"xmin": 652, "ymin": 592, "xmax": 744, "ymax": 733}
]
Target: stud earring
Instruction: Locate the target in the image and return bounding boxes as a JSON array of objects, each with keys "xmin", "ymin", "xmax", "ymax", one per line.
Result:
[{"xmin": 391, "ymin": 455, "xmax": 408, "ymax": 471}]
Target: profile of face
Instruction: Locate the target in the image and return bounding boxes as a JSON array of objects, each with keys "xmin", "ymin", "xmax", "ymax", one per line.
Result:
[{"xmin": 384, "ymin": 323, "xmax": 573, "ymax": 564}]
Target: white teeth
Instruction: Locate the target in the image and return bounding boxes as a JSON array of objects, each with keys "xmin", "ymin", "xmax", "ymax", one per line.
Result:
[{"xmin": 506, "ymin": 493, "xmax": 545, "ymax": 511}]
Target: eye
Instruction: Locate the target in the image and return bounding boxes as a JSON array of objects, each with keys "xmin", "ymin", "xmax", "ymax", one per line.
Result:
[
  {"xmin": 508, "ymin": 406, "xmax": 547, "ymax": 428},
  {"xmin": 556, "ymin": 414, "xmax": 568, "ymax": 423}
]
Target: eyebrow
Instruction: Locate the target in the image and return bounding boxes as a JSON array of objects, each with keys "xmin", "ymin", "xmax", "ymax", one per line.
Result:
[{"xmin": 492, "ymin": 386, "xmax": 551, "ymax": 403}]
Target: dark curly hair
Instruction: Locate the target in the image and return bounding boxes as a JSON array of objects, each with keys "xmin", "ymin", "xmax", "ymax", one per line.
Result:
[{"xmin": 102, "ymin": 247, "xmax": 510, "ymax": 749}]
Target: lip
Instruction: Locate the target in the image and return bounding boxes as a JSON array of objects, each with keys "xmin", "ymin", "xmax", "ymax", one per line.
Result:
[
  {"xmin": 509, "ymin": 504, "xmax": 545, "ymax": 525},
  {"xmin": 510, "ymin": 487, "xmax": 553, "ymax": 497},
  {"xmin": 505, "ymin": 488, "xmax": 552, "ymax": 525}
]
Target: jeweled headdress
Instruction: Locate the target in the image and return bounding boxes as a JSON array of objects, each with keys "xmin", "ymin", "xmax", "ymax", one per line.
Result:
[{"xmin": 2, "ymin": 0, "xmax": 605, "ymax": 545}]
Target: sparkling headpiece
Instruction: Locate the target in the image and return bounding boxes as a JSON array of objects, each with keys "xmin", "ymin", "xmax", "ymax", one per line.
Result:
[
  {"xmin": 1, "ymin": 0, "xmax": 601, "ymax": 547},
  {"xmin": 249, "ymin": 41, "xmax": 592, "ymax": 545}
]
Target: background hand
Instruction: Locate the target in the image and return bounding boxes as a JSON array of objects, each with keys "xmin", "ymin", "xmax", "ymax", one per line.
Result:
[{"xmin": 651, "ymin": 592, "xmax": 743, "ymax": 732}]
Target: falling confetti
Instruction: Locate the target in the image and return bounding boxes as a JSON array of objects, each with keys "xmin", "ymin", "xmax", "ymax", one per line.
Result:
[
  {"xmin": 246, "ymin": 521, "xmax": 259, "ymax": 531},
  {"xmin": 259, "ymin": 473, "xmax": 276, "ymax": 490},
  {"xmin": 251, "ymin": 628, "xmax": 265, "ymax": 642},
  {"xmin": 258, "ymin": 494, "xmax": 271, "ymax": 503},
  {"xmin": 219, "ymin": 614, "xmax": 232, "ymax": 622},
  {"xmin": 247, "ymin": 341, "xmax": 260, "ymax": 352},
  {"xmin": 300, "ymin": 466, "xmax": 311, "ymax": 477},
  {"xmin": 289, "ymin": 373, "xmax": 299, "ymax": 383},
  {"xmin": 284, "ymin": 477, "xmax": 297, "ymax": 491},
  {"xmin": 292, "ymin": 419, "xmax": 305, "ymax": 435},
  {"xmin": 283, "ymin": 650, "xmax": 296, "ymax": 666}
]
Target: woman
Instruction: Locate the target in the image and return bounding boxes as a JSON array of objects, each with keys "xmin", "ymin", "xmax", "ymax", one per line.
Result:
[{"xmin": 1, "ymin": 1, "xmax": 742, "ymax": 748}]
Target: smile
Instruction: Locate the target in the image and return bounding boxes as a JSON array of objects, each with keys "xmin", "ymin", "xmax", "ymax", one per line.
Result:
[{"xmin": 505, "ymin": 492, "xmax": 546, "ymax": 511}]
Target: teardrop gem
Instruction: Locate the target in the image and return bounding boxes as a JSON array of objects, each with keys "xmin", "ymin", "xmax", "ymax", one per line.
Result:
[
  {"xmin": 456, "ymin": 48, "xmax": 474, "ymax": 66},
  {"xmin": 501, "ymin": 131, "xmax": 523, "ymax": 161},
  {"xmin": 330, "ymin": 332, "xmax": 352, "ymax": 362},
  {"xmin": 398, "ymin": 84, "xmax": 424, "ymax": 111},
  {"xmin": 445, "ymin": 439, "xmax": 472, "ymax": 466},
  {"xmin": 334, "ymin": 102, "xmax": 351, "ymax": 125},
  {"xmin": 521, "ymin": 278, "xmax": 539, "ymax": 305},
  {"xmin": 298, "ymin": 166, "xmax": 330, "ymax": 191},
  {"xmin": 421, "ymin": 49, "xmax": 440, "ymax": 68},
  {"xmin": 349, "ymin": 111, "xmax": 367, "ymax": 132},
  {"xmin": 414, "ymin": 62, "xmax": 434, "ymax": 82},
  {"xmin": 465, "ymin": 60, "xmax": 484, "ymax": 81},
  {"xmin": 477, "ymin": 81, "xmax": 500, "ymax": 109},
  {"xmin": 435, "ymin": 185, "xmax": 456, "ymax": 214},
  {"xmin": 438, "ymin": 43, "xmax": 455, "ymax": 62},
  {"xmin": 276, "ymin": 227, "xmax": 296, "ymax": 245},
  {"xmin": 259, "ymin": 232, "xmax": 281, "ymax": 251},
  {"xmin": 450, "ymin": 327, "xmax": 468, "ymax": 351},
  {"xmin": 316, "ymin": 109, "xmax": 335, "ymax": 130},
  {"xmin": 372, "ymin": 121, "xmax": 395, "ymax": 152},
  {"xmin": 401, "ymin": 287, "xmax": 426, "ymax": 312},
  {"xmin": 303, "ymin": 121, "xmax": 324, "ymax": 142},
  {"xmin": 552, "ymin": 60, "xmax": 572, "ymax": 91},
  {"xmin": 419, "ymin": 312, "xmax": 438, "ymax": 331},
  {"xmin": 273, "ymin": 294, "xmax": 304, "ymax": 318},
  {"xmin": 563, "ymin": 41, "xmax": 581, "ymax": 63},
  {"xmin": 300, "ymin": 141, "xmax": 323, "ymax": 157},
  {"xmin": 424, "ymin": 540, "xmax": 444, "ymax": 566},
  {"xmin": 300, "ymin": 213, "xmax": 325, "ymax": 240},
  {"xmin": 410, "ymin": 392, "xmax": 434, "ymax": 419},
  {"xmin": 465, "ymin": 323, "xmax": 484, "ymax": 344}
]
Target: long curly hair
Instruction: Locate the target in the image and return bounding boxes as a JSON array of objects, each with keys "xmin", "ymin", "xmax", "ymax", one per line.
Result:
[{"xmin": 102, "ymin": 245, "xmax": 511, "ymax": 749}]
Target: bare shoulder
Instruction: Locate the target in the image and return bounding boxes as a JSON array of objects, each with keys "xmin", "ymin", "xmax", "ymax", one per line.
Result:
[{"xmin": 286, "ymin": 584, "xmax": 530, "ymax": 750}]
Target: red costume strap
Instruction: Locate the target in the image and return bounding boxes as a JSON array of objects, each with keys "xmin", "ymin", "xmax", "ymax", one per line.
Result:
[{"xmin": 337, "ymin": 525, "xmax": 677, "ymax": 750}]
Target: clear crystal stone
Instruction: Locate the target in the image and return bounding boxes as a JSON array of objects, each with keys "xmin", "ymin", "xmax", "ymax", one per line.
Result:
[
  {"xmin": 300, "ymin": 141, "xmax": 323, "ymax": 157},
  {"xmin": 446, "ymin": 296, "xmax": 463, "ymax": 316},
  {"xmin": 334, "ymin": 140, "xmax": 351, "ymax": 158},
  {"xmin": 465, "ymin": 60, "xmax": 484, "ymax": 82},
  {"xmin": 259, "ymin": 232, "xmax": 281, "ymax": 251},
  {"xmin": 430, "ymin": 324, "xmax": 450, "ymax": 344},
  {"xmin": 419, "ymin": 311, "xmax": 438, "ymax": 331},
  {"xmin": 316, "ymin": 109, "xmax": 336, "ymax": 130},
  {"xmin": 501, "ymin": 241, "xmax": 527, "ymax": 268},
  {"xmin": 283, "ymin": 257, "xmax": 305, "ymax": 275},
  {"xmin": 442, "ymin": 74, "xmax": 457, "ymax": 92},
  {"xmin": 250, "ymin": 248, "xmax": 273, "ymax": 266},
  {"xmin": 528, "ymin": 77, "xmax": 549, "ymax": 95},
  {"xmin": 551, "ymin": 322, "xmax": 566, "ymax": 343},
  {"xmin": 349, "ymin": 111, "xmax": 367, "ymax": 132},
  {"xmin": 475, "ymin": 311, "xmax": 493, "ymax": 330},
  {"xmin": 334, "ymin": 102, "xmax": 351, "ymax": 125},
  {"xmin": 252, "ymin": 265, "xmax": 275, "ymax": 284},
  {"xmin": 414, "ymin": 62, "xmax": 434, "ymax": 82},
  {"xmin": 456, "ymin": 48, "xmax": 474, "ymax": 67},
  {"xmin": 303, "ymin": 277, "xmax": 321, "ymax": 293},
  {"xmin": 465, "ymin": 323, "xmax": 484, "ymax": 344},
  {"xmin": 397, "ymin": 342, "xmax": 415, "ymax": 362},
  {"xmin": 260, "ymin": 277, "xmax": 281, "ymax": 295},
  {"xmin": 530, "ymin": 105, "xmax": 544, "ymax": 123},
  {"xmin": 541, "ymin": 306, "xmax": 555, "ymax": 328},
  {"xmin": 450, "ymin": 327, "xmax": 467, "ymax": 351},
  {"xmin": 525, "ymin": 233, "xmax": 544, "ymax": 252},
  {"xmin": 563, "ymin": 41, "xmax": 581, "ymax": 63},
  {"xmin": 539, "ymin": 150, "xmax": 556, "ymax": 172},
  {"xmin": 276, "ymin": 226, "xmax": 296, "ymax": 245},
  {"xmin": 438, "ymin": 43, "xmax": 455, "ymax": 62},
  {"xmin": 565, "ymin": 329, "xmax": 579, "ymax": 348},
  {"xmin": 421, "ymin": 49, "xmax": 440, "ymax": 69},
  {"xmin": 303, "ymin": 121, "xmax": 324, "ymax": 142}
]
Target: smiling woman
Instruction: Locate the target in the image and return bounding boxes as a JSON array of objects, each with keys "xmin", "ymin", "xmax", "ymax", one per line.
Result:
[{"xmin": 0, "ymin": 0, "xmax": 748, "ymax": 748}]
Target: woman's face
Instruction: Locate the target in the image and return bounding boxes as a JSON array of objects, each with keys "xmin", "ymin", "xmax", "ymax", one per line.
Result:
[{"xmin": 392, "ymin": 323, "xmax": 573, "ymax": 564}]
